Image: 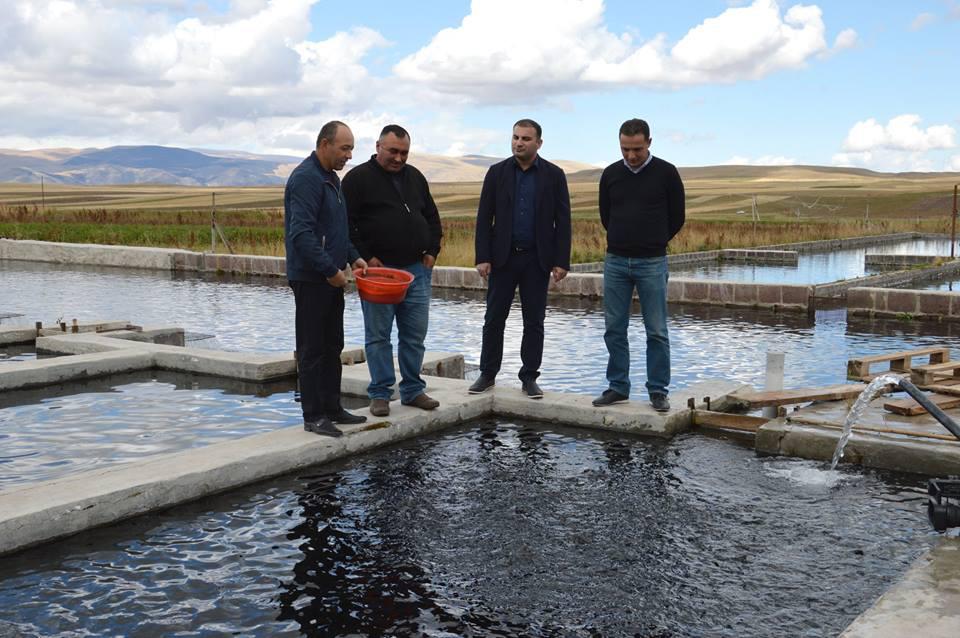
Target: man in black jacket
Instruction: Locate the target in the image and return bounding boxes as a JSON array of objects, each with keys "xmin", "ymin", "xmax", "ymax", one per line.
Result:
[
  {"xmin": 342, "ymin": 125, "xmax": 443, "ymax": 417},
  {"xmin": 592, "ymin": 118, "xmax": 685, "ymax": 412},
  {"xmin": 284, "ymin": 120, "xmax": 369, "ymax": 437},
  {"xmin": 469, "ymin": 119, "xmax": 572, "ymax": 399}
]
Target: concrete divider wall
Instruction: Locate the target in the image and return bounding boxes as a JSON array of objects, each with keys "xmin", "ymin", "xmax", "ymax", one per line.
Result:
[
  {"xmin": 812, "ymin": 259, "xmax": 960, "ymax": 299},
  {"xmin": 848, "ymin": 287, "xmax": 960, "ymax": 321},
  {"xmin": 864, "ymin": 254, "xmax": 940, "ymax": 267}
]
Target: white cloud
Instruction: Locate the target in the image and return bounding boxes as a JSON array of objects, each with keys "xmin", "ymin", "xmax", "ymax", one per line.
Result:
[
  {"xmin": 841, "ymin": 115, "xmax": 956, "ymax": 153},
  {"xmin": 910, "ymin": 12, "xmax": 936, "ymax": 30},
  {"xmin": 394, "ymin": 0, "xmax": 852, "ymax": 101},
  {"xmin": 832, "ymin": 28, "xmax": 858, "ymax": 50},
  {"xmin": 948, "ymin": 155, "xmax": 960, "ymax": 171},
  {"xmin": 831, "ymin": 150, "xmax": 942, "ymax": 173},
  {"xmin": 0, "ymin": 0, "xmax": 389, "ymax": 152}
]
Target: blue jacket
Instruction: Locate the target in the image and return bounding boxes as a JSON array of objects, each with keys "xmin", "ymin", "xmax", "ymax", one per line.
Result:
[
  {"xmin": 475, "ymin": 156, "xmax": 572, "ymax": 272},
  {"xmin": 284, "ymin": 152, "xmax": 360, "ymax": 282}
]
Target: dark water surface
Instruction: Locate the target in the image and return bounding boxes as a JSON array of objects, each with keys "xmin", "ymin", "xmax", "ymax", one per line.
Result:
[{"xmin": 0, "ymin": 420, "xmax": 936, "ymax": 637}]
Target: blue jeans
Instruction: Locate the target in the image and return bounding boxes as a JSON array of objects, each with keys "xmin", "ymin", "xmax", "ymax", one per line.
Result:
[
  {"xmin": 602, "ymin": 253, "xmax": 670, "ymax": 398},
  {"xmin": 361, "ymin": 261, "xmax": 431, "ymax": 402}
]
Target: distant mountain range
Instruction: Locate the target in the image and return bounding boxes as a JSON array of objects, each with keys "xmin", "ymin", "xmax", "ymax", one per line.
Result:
[
  {"xmin": 1, "ymin": 145, "xmax": 956, "ymax": 186},
  {"xmin": 0, "ymin": 145, "xmax": 597, "ymax": 186}
]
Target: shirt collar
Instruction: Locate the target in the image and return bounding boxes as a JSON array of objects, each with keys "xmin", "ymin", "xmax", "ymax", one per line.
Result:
[
  {"xmin": 624, "ymin": 153, "xmax": 653, "ymax": 174},
  {"xmin": 514, "ymin": 155, "xmax": 540, "ymax": 172}
]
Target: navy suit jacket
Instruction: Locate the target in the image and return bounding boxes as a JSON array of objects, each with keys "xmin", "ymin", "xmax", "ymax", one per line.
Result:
[{"xmin": 474, "ymin": 156, "xmax": 572, "ymax": 272}]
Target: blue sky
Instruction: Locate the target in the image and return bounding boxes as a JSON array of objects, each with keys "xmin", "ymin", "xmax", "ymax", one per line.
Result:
[{"xmin": 0, "ymin": 0, "xmax": 957, "ymax": 171}]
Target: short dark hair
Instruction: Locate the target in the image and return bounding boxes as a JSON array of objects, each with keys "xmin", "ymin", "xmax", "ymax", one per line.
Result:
[
  {"xmin": 513, "ymin": 118, "xmax": 542, "ymax": 140},
  {"xmin": 619, "ymin": 118, "xmax": 650, "ymax": 139},
  {"xmin": 317, "ymin": 120, "xmax": 345, "ymax": 146},
  {"xmin": 379, "ymin": 124, "xmax": 410, "ymax": 140}
]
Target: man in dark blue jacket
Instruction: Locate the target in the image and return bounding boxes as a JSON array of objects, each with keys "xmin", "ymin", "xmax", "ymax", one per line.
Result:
[
  {"xmin": 285, "ymin": 120, "xmax": 368, "ymax": 437},
  {"xmin": 469, "ymin": 119, "xmax": 572, "ymax": 399}
]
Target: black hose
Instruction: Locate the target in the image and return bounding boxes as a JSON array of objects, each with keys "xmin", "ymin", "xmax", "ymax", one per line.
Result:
[{"xmin": 898, "ymin": 379, "xmax": 960, "ymax": 441}]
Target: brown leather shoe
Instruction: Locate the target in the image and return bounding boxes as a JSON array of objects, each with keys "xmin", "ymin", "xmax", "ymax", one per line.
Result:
[
  {"xmin": 402, "ymin": 393, "xmax": 439, "ymax": 410},
  {"xmin": 370, "ymin": 398, "xmax": 390, "ymax": 417}
]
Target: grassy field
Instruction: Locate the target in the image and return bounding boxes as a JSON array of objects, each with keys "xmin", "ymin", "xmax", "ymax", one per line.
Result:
[{"xmin": 1, "ymin": 166, "xmax": 958, "ymax": 266}]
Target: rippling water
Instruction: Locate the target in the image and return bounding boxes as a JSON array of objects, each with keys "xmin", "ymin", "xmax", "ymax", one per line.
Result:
[
  {"xmin": 0, "ymin": 371, "xmax": 364, "ymax": 488},
  {"xmin": 4, "ymin": 259, "xmax": 960, "ymax": 490},
  {"xmin": 3, "ymin": 259, "xmax": 959, "ymax": 396},
  {"xmin": 671, "ymin": 239, "xmax": 959, "ymax": 283},
  {"xmin": 0, "ymin": 420, "xmax": 935, "ymax": 637}
]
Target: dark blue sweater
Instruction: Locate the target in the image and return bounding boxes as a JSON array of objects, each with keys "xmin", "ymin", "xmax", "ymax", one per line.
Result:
[
  {"xmin": 599, "ymin": 157, "xmax": 685, "ymax": 258},
  {"xmin": 284, "ymin": 152, "xmax": 360, "ymax": 282}
]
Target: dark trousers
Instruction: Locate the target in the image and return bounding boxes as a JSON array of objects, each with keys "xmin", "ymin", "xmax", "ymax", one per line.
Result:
[
  {"xmin": 290, "ymin": 280, "xmax": 344, "ymax": 422},
  {"xmin": 479, "ymin": 249, "xmax": 550, "ymax": 382}
]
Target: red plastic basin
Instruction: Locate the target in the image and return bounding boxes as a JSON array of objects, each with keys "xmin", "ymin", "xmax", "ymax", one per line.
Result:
[{"xmin": 353, "ymin": 267, "xmax": 415, "ymax": 304}]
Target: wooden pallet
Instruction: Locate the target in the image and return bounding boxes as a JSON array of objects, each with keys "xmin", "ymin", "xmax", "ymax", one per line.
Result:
[
  {"xmin": 692, "ymin": 410, "xmax": 770, "ymax": 433},
  {"xmin": 847, "ymin": 347, "xmax": 950, "ymax": 381},
  {"xmin": 729, "ymin": 384, "xmax": 871, "ymax": 408},
  {"xmin": 911, "ymin": 361, "xmax": 960, "ymax": 386},
  {"xmin": 883, "ymin": 393, "xmax": 960, "ymax": 416}
]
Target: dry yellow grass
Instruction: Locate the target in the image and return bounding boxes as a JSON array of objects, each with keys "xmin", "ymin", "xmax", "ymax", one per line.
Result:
[{"xmin": 2, "ymin": 165, "xmax": 958, "ymax": 266}]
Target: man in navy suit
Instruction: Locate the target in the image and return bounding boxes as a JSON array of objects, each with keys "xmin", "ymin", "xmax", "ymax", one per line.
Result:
[{"xmin": 469, "ymin": 119, "xmax": 572, "ymax": 399}]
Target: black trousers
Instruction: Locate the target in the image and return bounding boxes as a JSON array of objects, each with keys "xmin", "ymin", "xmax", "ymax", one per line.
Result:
[
  {"xmin": 290, "ymin": 280, "xmax": 344, "ymax": 422},
  {"xmin": 479, "ymin": 249, "xmax": 550, "ymax": 382}
]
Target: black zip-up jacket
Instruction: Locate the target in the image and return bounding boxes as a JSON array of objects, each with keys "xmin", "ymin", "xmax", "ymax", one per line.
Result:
[
  {"xmin": 599, "ymin": 156, "xmax": 685, "ymax": 258},
  {"xmin": 283, "ymin": 152, "xmax": 360, "ymax": 281},
  {"xmin": 342, "ymin": 157, "xmax": 443, "ymax": 266}
]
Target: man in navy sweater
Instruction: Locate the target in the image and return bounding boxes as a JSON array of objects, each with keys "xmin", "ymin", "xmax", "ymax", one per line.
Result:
[
  {"xmin": 284, "ymin": 121, "xmax": 369, "ymax": 437},
  {"xmin": 469, "ymin": 119, "xmax": 572, "ymax": 398},
  {"xmin": 592, "ymin": 118, "xmax": 685, "ymax": 412}
]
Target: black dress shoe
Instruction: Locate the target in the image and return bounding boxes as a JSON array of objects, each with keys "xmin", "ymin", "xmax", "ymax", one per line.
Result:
[
  {"xmin": 326, "ymin": 409, "xmax": 367, "ymax": 425},
  {"xmin": 303, "ymin": 418, "xmax": 343, "ymax": 437},
  {"xmin": 522, "ymin": 379, "xmax": 543, "ymax": 399},
  {"xmin": 592, "ymin": 389, "xmax": 629, "ymax": 407},
  {"xmin": 468, "ymin": 375, "xmax": 496, "ymax": 394},
  {"xmin": 650, "ymin": 393, "xmax": 670, "ymax": 413}
]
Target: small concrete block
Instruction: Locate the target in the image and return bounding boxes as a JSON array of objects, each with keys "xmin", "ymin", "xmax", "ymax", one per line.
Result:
[
  {"xmin": 666, "ymin": 279, "xmax": 683, "ymax": 301},
  {"xmin": 708, "ymin": 282, "xmax": 735, "ymax": 304},
  {"xmin": 886, "ymin": 290, "xmax": 919, "ymax": 314},
  {"xmin": 757, "ymin": 285, "xmax": 781, "ymax": 305},
  {"xmin": 846, "ymin": 287, "xmax": 873, "ymax": 308},
  {"xmin": 918, "ymin": 292, "xmax": 953, "ymax": 317},
  {"xmin": 681, "ymin": 281, "xmax": 708, "ymax": 303},
  {"xmin": 733, "ymin": 284, "xmax": 759, "ymax": 305},
  {"xmin": 781, "ymin": 285, "xmax": 812, "ymax": 307}
]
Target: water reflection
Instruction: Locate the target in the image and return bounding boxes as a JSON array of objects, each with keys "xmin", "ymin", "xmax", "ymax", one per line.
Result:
[{"xmin": 671, "ymin": 239, "xmax": 959, "ymax": 284}]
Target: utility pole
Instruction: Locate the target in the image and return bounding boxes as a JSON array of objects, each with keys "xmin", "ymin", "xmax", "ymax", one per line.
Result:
[
  {"xmin": 40, "ymin": 176, "xmax": 46, "ymax": 212},
  {"xmin": 952, "ymin": 184, "xmax": 958, "ymax": 259},
  {"xmin": 211, "ymin": 192, "xmax": 216, "ymax": 253}
]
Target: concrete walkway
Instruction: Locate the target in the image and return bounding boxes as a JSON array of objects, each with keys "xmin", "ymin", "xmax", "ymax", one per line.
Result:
[{"xmin": 842, "ymin": 539, "xmax": 960, "ymax": 638}]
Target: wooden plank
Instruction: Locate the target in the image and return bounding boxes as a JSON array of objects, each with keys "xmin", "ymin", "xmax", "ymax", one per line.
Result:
[
  {"xmin": 883, "ymin": 393, "xmax": 960, "ymax": 416},
  {"xmin": 729, "ymin": 383, "xmax": 872, "ymax": 408},
  {"xmin": 692, "ymin": 411, "xmax": 769, "ymax": 432},
  {"xmin": 847, "ymin": 347, "xmax": 950, "ymax": 380},
  {"xmin": 789, "ymin": 417, "xmax": 960, "ymax": 442},
  {"xmin": 919, "ymin": 384, "xmax": 960, "ymax": 397},
  {"xmin": 911, "ymin": 361, "xmax": 960, "ymax": 386}
]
